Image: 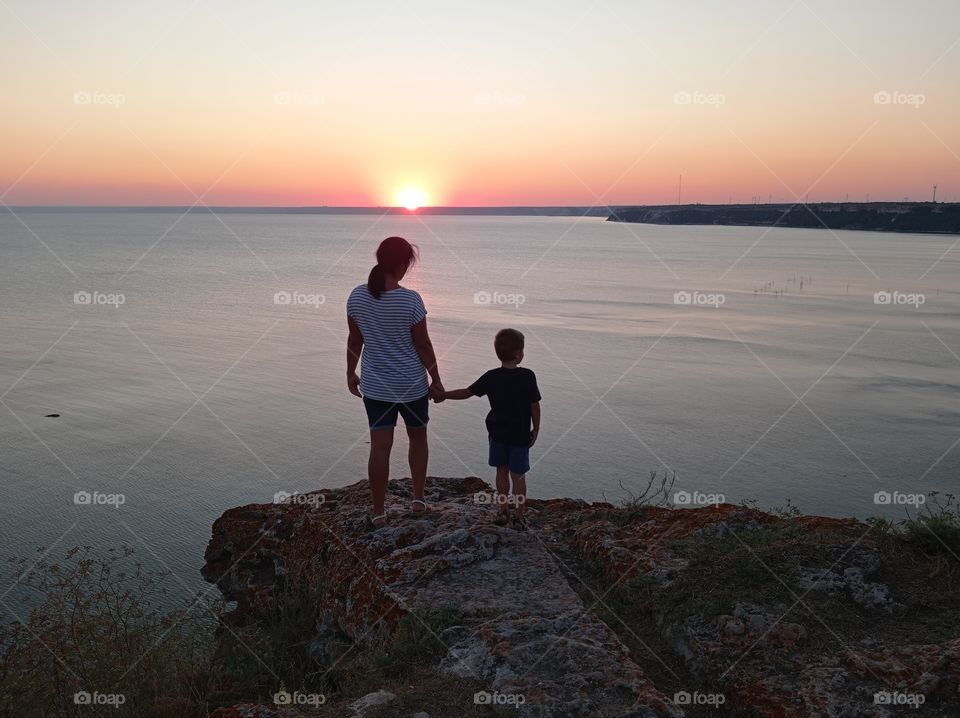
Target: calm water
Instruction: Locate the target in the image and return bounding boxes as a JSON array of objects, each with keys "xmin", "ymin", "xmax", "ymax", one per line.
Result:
[{"xmin": 2, "ymin": 211, "xmax": 959, "ymax": 595}]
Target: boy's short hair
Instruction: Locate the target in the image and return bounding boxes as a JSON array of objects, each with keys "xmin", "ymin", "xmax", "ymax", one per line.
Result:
[{"xmin": 494, "ymin": 328, "xmax": 525, "ymax": 361}]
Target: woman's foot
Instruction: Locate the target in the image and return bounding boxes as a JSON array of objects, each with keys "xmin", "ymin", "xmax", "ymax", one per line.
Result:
[
  {"xmin": 367, "ymin": 513, "xmax": 388, "ymax": 529},
  {"xmin": 494, "ymin": 508, "xmax": 510, "ymax": 526},
  {"xmin": 411, "ymin": 498, "xmax": 429, "ymax": 514}
]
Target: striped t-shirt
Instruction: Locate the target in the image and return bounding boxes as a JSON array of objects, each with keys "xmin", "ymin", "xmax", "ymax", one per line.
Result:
[{"xmin": 347, "ymin": 284, "xmax": 429, "ymax": 402}]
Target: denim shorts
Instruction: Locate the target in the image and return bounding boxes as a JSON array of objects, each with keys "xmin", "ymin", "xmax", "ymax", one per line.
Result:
[
  {"xmin": 363, "ymin": 395, "xmax": 429, "ymax": 430},
  {"xmin": 488, "ymin": 439, "xmax": 530, "ymax": 474}
]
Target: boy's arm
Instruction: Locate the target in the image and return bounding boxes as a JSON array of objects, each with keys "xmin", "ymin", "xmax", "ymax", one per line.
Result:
[
  {"xmin": 443, "ymin": 388, "xmax": 474, "ymax": 400},
  {"xmin": 530, "ymin": 401, "xmax": 541, "ymax": 446}
]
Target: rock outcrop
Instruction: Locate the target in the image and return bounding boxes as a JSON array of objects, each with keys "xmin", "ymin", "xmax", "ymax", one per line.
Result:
[{"xmin": 203, "ymin": 478, "xmax": 960, "ymax": 717}]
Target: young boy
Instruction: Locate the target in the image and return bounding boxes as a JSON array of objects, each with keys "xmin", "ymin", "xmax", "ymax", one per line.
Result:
[{"xmin": 443, "ymin": 328, "xmax": 541, "ymax": 530}]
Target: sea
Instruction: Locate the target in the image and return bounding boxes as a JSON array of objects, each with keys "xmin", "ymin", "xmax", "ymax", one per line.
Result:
[{"xmin": 2, "ymin": 209, "xmax": 958, "ymax": 598}]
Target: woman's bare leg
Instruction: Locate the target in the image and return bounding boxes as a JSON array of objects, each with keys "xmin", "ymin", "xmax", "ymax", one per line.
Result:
[
  {"xmin": 406, "ymin": 425, "xmax": 428, "ymax": 501},
  {"xmin": 368, "ymin": 427, "xmax": 394, "ymax": 516}
]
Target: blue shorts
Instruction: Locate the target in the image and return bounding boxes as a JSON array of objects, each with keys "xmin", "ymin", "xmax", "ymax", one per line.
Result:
[
  {"xmin": 488, "ymin": 439, "xmax": 530, "ymax": 475},
  {"xmin": 363, "ymin": 395, "xmax": 429, "ymax": 430}
]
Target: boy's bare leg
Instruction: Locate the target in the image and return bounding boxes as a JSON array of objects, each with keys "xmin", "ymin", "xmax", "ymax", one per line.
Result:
[
  {"xmin": 495, "ymin": 465, "xmax": 510, "ymax": 520},
  {"xmin": 406, "ymin": 425, "xmax": 428, "ymax": 502},
  {"xmin": 510, "ymin": 472, "xmax": 527, "ymax": 519},
  {"xmin": 368, "ymin": 428, "xmax": 395, "ymax": 517}
]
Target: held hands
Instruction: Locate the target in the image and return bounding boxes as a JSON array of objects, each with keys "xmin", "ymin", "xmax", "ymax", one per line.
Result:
[
  {"xmin": 429, "ymin": 380, "xmax": 446, "ymax": 403},
  {"xmin": 347, "ymin": 372, "xmax": 362, "ymax": 397}
]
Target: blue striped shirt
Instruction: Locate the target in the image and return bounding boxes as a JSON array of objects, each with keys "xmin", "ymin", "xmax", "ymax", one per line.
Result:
[{"xmin": 347, "ymin": 284, "xmax": 429, "ymax": 402}]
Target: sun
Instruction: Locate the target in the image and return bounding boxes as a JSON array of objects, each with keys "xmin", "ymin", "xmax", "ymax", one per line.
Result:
[{"xmin": 396, "ymin": 186, "xmax": 427, "ymax": 211}]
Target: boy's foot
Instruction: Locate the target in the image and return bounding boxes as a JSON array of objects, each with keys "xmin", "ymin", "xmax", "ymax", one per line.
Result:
[
  {"xmin": 509, "ymin": 514, "xmax": 527, "ymax": 532},
  {"xmin": 494, "ymin": 509, "xmax": 510, "ymax": 526}
]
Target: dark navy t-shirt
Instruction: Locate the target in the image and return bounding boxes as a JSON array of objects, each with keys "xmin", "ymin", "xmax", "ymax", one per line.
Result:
[{"xmin": 469, "ymin": 367, "xmax": 541, "ymax": 446}]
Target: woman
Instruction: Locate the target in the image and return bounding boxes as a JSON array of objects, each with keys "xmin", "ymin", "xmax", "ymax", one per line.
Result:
[{"xmin": 346, "ymin": 236, "xmax": 444, "ymax": 527}]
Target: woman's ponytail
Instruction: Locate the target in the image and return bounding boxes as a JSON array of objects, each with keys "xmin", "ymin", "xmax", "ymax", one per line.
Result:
[
  {"xmin": 366, "ymin": 236, "xmax": 418, "ymax": 300},
  {"xmin": 367, "ymin": 263, "xmax": 387, "ymax": 299}
]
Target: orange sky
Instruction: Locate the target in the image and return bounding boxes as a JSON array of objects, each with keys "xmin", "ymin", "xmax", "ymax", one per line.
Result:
[{"xmin": 2, "ymin": 1, "xmax": 959, "ymax": 205}]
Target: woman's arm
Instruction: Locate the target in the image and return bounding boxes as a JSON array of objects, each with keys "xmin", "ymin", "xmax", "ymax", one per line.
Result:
[
  {"xmin": 411, "ymin": 318, "xmax": 444, "ymax": 398},
  {"xmin": 346, "ymin": 315, "xmax": 364, "ymax": 397}
]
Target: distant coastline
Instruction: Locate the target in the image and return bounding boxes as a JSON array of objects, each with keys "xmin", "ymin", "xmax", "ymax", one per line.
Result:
[
  {"xmin": 8, "ymin": 205, "xmax": 611, "ymax": 217},
  {"xmin": 608, "ymin": 201, "xmax": 960, "ymax": 235}
]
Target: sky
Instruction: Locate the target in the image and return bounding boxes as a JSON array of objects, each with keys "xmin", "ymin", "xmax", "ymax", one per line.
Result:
[{"xmin": 2, "ymin": 0, "xmax": 959, "ymax": 206}]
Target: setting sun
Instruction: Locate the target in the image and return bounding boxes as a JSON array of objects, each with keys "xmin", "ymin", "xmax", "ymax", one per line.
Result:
[{"xmin": 396, "ymin": 187, "xmax": 427, "ymax": 210}]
